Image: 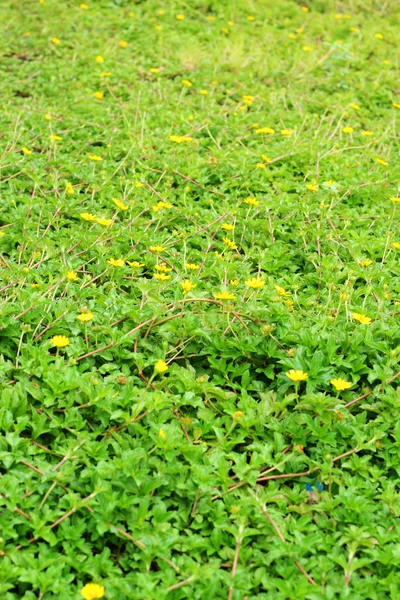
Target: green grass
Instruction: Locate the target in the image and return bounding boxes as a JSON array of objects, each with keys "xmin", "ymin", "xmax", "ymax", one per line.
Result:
[{"xmin": 1, "ymin": 0, "xmax": 400, "ymax": 598}]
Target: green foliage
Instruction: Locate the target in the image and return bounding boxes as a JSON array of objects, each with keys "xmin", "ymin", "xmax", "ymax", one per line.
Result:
[{"xmin": 0, "ymin": 0, "xmax": 400, "ymax": 598}]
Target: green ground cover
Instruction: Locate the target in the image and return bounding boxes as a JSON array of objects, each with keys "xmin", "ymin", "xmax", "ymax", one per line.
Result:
[{"xmin": 1, "ymin": 0, "xmax": 400, "ymax": 598}]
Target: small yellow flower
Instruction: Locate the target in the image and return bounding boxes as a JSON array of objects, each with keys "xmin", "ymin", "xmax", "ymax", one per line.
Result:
[
  {"xmin": 274, "ymin": 284, "xmax": 290, "ymax": 296},
  {"xmin": 181, "ymin": 79, "xmax": 192, "ymax": 87},
  {"xmin": 88, "ymin": 154, "xmax": 102, "ymax": 161},
  {"xmin": 94, "ymin": 91, "xmax": 104, "ymax": 100},
  {"xmin": 100, "ymin": 72, "xmax": 111, "ymax": 77},
  {"xmin": 176, "ymin": 14, "xmax": 185, "ymax": 20},
  {"xmin": 107, "ymin": 258, "xmax": 124, "ymax": 267},
  {"xmin": 390, "ymin": 197, "xmax": 400, "ymax": 203},
  {"xmin": 352, "ymin": 312, "xmax": 371, "ymax": 325},
  {"xmin": 185, "ymin": 263, "xmax": 199, "ymax": 270},
  {"xmin": 233, "ymin": 410, "xmax": 243, "ymax": 419},
  {"xmin": 393, "ymin": 103, "xmax": 400, "ymax": 109},
  {"xmin": 150, "ymin": 245, "xmax": 166, "ymax": 253},
  {"xmin": 154, "ymin": 264, "xmax": 172, "ymax": 272},
  {"xmin": 127, "ymin": 260, "xmax": 144, "ymax": 267},
  {"xmin": 330, "ymin": 378, "xmax": 352, "ymax": 391},
  {"xmin": 80, "ymin": 583, "xmax": 105, "ymax": 600},
  {"xmin": 306, "ymin": 183, "xmax": 318, "ymax": 192},
  {"xmin": 22, "ymin": 147, "xmax": 32, "ymax": 155},
  {"xmin": 45, "ymin": 113, "xmax": 52, "ymax": 120},
  {"xmin": 256, "ymin": 127, "xmax": 275, "ymax": 134},
  {"xmin": 303, "ymin": 46, "xmax": 312, "ymax": 52},
  {"xmin": 119, "ymin": 40, "xmax": 128, "ymax": 48},
  {"xmin": 350, "ymin": 26, "xmax": 358, "ymax": 32},
  {"xmin": 180, "ymin": 280, "xmax": 196, "ymax": 294},
  {"xmin": 244, "ymin": 197, "xmax": 260, "ymax": 207},
  {"xmin": 66, "ymin": 271, "xmax": 78, "ymax": 281},
  {"xmin": 286, "ymin": 369, "xmax": 308, "ymax": 382},
  {"xmin": 155, "ymin": 360, "xmax": 168, "ymax": 373},
  {"xmin": 80, "ymin": 212, "xmax": 96, "ymax": 221},
  {"xmin": 359, "ymin": 259, "xmax": 373, "ymax": 267},
  {"xmin": 96, "ymin": 217, "xmax": 113, "ymax": 227},
  {"xmin": 49, "ymin": 134, "xmax": 62, "ymax": 141},
  {"xmin": 289, "ymin": 33, "xmax": 297, "ymax": 40},
  {"xmin": 95, "ymin": 55, "xmax": 104, "ymax": 63},
  {"xmin": 376, "ymin": 157, "xmax": 388, "ymax": 166},
  {"xmin": 223, "ymin": 238, "xmax": 238, "ymax": 250},
  {"xmin": 230, "ymin": 279, "xmax": 239, "ymax": 287},
  {"xmin": 112, "ymin": 198, "xmax": 128, "ymax": 210},
  {"xmin": 150, "ymin": 68, "xmax": 160, "ymax": 74},
  {"xmin": 199, "ymin": 90, "xmax": 208, "ymax": 95},
  {"xmin": 0, "ymin": 231, "xmax": 5, "ymax": 237},
  {"xmin": 221, "ymin": 224, "xmax": 234, "ymax": 231},
  {"xmin": 361, "ymin": 130, "xmax": 374, "ymax": 136},
  {"xmin": 256, "ymin": 163, "xmax": 266, "ymax": 169},
  {"xmin": 153, "ymin": 201, "xmax": 173, "ymax": 212},
  {"xmin": 245, "ymin": 278, "xmax": 265, "ymax": 289},
  {"xmin": 391, "ymin": 242, "xmax": 400, "ymax": 250},
  {"xmin": 280, "ymin": 129, "xmax": 293, "ymax": 136},
  {"xmin": 80, "ymin": 3, "xmax": 89, "ymax": 9},
  {"xmin": 247, "ymin": 16, "xmax": 255, "ymax": 21},
  {"xmin": 77, "ymin": 312, "xmax": 94, "ymax": 323},
  {"xmin": 342, "ymin": 126, "xmax": 354, "ymax": 134},
  {"xmin": 159, "ymin": 428, "xmax": 167, "ymax": 440},
  {"xmin": 134, "ymin": 181, "xmax": 143, "ymax": 188},
  {"xmin": 51, "ymin": 335, "xmax": 70, "ymax": 348},
  {"xmin": 374, "ymin": 33, "xmax": 383, "ymax": 39},
  {"xmin": 350, "ymin": 103, "xmax": 360, "ymax": 110},
  {"xmin": 170, "ymin": 135, "xmax": 192, "ymax": 143},
  {"xmin": 301, "ymin": 6, "xmax": 309, "ymax": 12},
  {"xmin": 214, "ymin": 291, "xmax": 235, "ymax": 301},
  {"xmin": 51, "ymin": 37, "xmax": 61, "ymax": 44},
  {"xmin": 153, "ymin": 273, "xmax": 170, "ymax": 281}
]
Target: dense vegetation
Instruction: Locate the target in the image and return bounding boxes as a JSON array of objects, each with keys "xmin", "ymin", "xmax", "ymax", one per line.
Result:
[{"xmin": 1, "ymin": 0, "xmax": 400, "ymax": 598}]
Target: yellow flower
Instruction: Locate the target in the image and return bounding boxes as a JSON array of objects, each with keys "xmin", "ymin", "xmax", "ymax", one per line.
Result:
[
  {"xmin": 330, "ymin": 378, "xmax": 352, "ymax": 391},
  {"xmin": 350, "ymin": 103, "xmax": 360, "ymax": 110},
  {"xmin": 51, "ymin": 335, "xmax": 70, "ymax": 348},
  {"xmin": 199, "ymin": 90, "xmax": 208, "ymax": 95},
  {"xmin": 0, "ymin": 231, "xmax": 5, "ymax": 237},
  {"xmin": 66, "ymin": 271, "xmax": 78, "ymax": 281},
  {"xmin": 280, "ymin": 129, "xmax": 293, "ymax": 136},
  {"xmin": 376, "ymin": 157, "xmax": 388, "ymax": 166},
  {"xmin": 245, "ymin": 278, "xmax": 265, "ymax": 289},
  {"xmin": 45, "ymin": 113, "xmax": 52, "ymax": 120},
  {"xmin": 289, "ymin": 33, "xmax": 297, "ymax": 40},
  {"xmin": 391, "ymin": 242, "xmax": 400, "ymax": 250},
  {"xmin": 223, "ymin": 238, "xmax": 238, "ymax": 250},
  {"xmin": 274, "ymin": 284, "xmax": 290, "ymax": 296},
  {"xmin": 256, "ymin": 127, "xmax": 275, "ymax": 134},
  {"xmin": 119, "ymin": 40, "xmax": 128, "ymax": 48},
  {"xmin": 233, "ymin": 410, "xmax": 243, "ymax": 419},
  {"xmin": 88, "ymin": 154, "xmax": 102, "ymax": 161},
  {"xmin": 180, "ymin": 280, "xmax": 196, "ymax": 294},
  {"xmin": 80, "ymin": 212, "xmax": 96, "ymax": 221},
  {"xmin": 159, "ymin": 428, "xmax": 167, "ymax": 440},
  {"xmin": 286, "ymin": 369, "xmax": 308, "ymax": 382},
  {"xmin": 51, "ymin": 37, "xmax": 61, "ymax": 44},
  {"xmin": 247, "ymin": 16, "xmax": 255, "ymax": 21},
  {"xmin": 80, "ymin": 583, "xmax": 105, "ymax": 600},
  {"xmin": 221, "ymin": 224, "xmax": 234, "ymax": 231},
  {"xmin": 176, "ymin": 14, "xmax": 185, "ymax": 20},
  {"xmin": 65, "ymin": 181, "xmax": 74, "ymax": 195},
  {"xmin": 112, "ymin": 198, "xmax": 128, "ymax": 210},
  {"xmin": 94, "ymin": 91, "xmax": 104, "ymax": 100},
  {"xmin": 256, "ymin": 163, "xmax": 266, "ymax": 169},
  {"xmin": 95, "ymin": 55, "xmax": 104, "ymax": 63},
  {"xmin": 244, "ymin": 197, "xmax": 259, "ymax": 207},
  {"xmin": 150, "ymin": 245, "xmax": 165, "ymax": 253},
  {"xmin": 100, "ymin": 72, "xmax": 111, "ymax": 77},
  {"xmin": 342, "ymin": 126, "xmax": 354, "ymax": 133},
  {"xmin": 374, "ymin": 33, "xmax": 383, "ymax": 39},
  {"xmin": 185, "ymin": 263, "xmax": 199, "ymax": 270},
  {"xmin": 361, "ymin": 130, "xmax": 374, "ymax": 136},
  {"xmin": 170, "ymin": 135, "xmax": 192, "ymax": 143},
  {"xmin": 390, "ymin": 197, "xmax": 400, "ymax": 202},
  {"xmin": 154, "ymin": 264, "xmax": 172, "ymax": 272},
  {"xmin": 350, "ymin": 26, "xmax": 358, "ymax": 32},
  {"xmin": 153, "ymin": 201, "xmax": 173, "ymax": 212},
  {"xmin": 303, "ymin": 46, "xmax": 312, "ymax": 52},
  {"xmin": 230, "ymin": 279, "xmax": 239, "ymax": 287},
  {"xmin": 301, "ymin": 6, "xmax": 309, "ymax": 12},
  {"xmin": 96, "ymin": 217, "xmax": 113, "ymax": 227},
  {"xmin": 134, "ymin": 182, "xmax": 143, "ymax": 188},
  {"xmin": 80, "ymin": 3, "xmax": 89, "ymax": 9},
  {"xmin": 107, "ymin": 258, "xmax": 124, "ymax": 267},
  {"xmin": 352, "ymin": 312, "xmax": 371, "ymax": 325},
  {"xmin": 77, "ymin": 312, "xmax": 94, "ymax": 322},
  {"xmin": 150, "ymin": 68, "xmax": 160, "ymax": 74},
  {"xmin": 214, "ymin": 291, "xmax": 235, "ymax": 301},
  {"xmin": 155, "ymin": 360, "xmax": 168, "ymax": 373},
  {"xmin": 49, "ymin": 134, "xmax": 62, "ymax": 141},
  {"xmin": 181, "ymin": 79, "xmax": 192, "ymax": 87},
  {"xmin": 22, "ymin": 147, "xmax": 32, "ymax": 155},
  {"xmin": 127, "ymin": 260, "xmax": 144, "ymax": 267},
  {"xmin": 359, "ymin": 259, "xmax": 372, "ymax": 267},
  {"xmin": 306, "ymin": 183, "xmax": 318, "ymax": 192},
  {"xmin": 393, "ymin": 103, "xmax": 400, "ymax": 109},
  {"xmin": 153, "ymin": 273, "xmax": 170, "ymax": 281}
]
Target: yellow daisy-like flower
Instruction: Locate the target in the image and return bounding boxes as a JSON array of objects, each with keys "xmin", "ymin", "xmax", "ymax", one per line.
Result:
[
  {"xmin": 393, "ymin": 103, "xmax": 400, "ymax": 109},
  {"xmin": 391, "ymin": 242, "xmax": 400, "ymax": 250},
  {"xmin": 155, "ymin": 359, "xmax": 168, "ymax": 373},
  {"xmin": 153, "ymin": 201, "xmax": 173, "ymax": 212},
  {"xmin": 221, "ymin": 224, "xmax": 234, "ymax": 231},
  {"xmin": 359, "ymin": 259, "xmax": 373, "ymax": 267},
  {"xmin": 303, "ymin": 46, "xmax": 312, "ymax": 52},
  {"xmin": 80, "ymin": 583, "xmax": 105, "ymax": 600},
  {"xmin": 150, "ymin": 68, "xmax": 160, "ymax": 74},
  {"xmin": 66, "ymin": 182, "xmax": 74, "ymax": 195},
  {"xmin": 350, "ymin": 103, "xmax": 360, "ymax": 110},
  {"xmin": 214, "ymin": 291, "xmax": 235, "ymax": 301},
  {"xmin": 107, "ymin": 258, "xmax": 124, "ymax": 267},
  {"xmin": 49, "ymin": 134, "xmax": 62, "ymax": 141},
  {"xmin": 80, "ymin": 3, "xmax": 89, "ymax": 9},
  {"xmin": 180, "ymin": 280, "xmax": 196, "ymax": 294},
  {"xmin": 77, "ymin": 312, "xmax": 94, "ymax": 322},
  {"xmin": 390, "ymin": 197, "xmax": 400, "ymax": 203},
  {"xmin": 286, "ymin": 369, "xmax": 308, "ymax": 382},
  {"xmin": 181, "ymin": 79, "xmax": 192, "ymax": 87},
  {"xmin": 100, "ymin": 72, "xmax": 111, "ymax": 77},
  {"xmin": 51, "ymin": 335, "xmax": 70, "ymax": 348},
  {"xmin": 361, "ymin": 130, "xmax": 374, "ymax": 136},
  {"xmin": 376, "ymin": 157, "xmax": 388, "ymax": 166},
  {"xmin": 119, "ymin": 40, "xmax": 128, "ymax": 48},
  {"xmin": 96, "ymin": 217, "xmax": 113, "ymax": 227},
  {"xmin": 45, "ymin": 113, "xmax": 52, "ymax": 120},
  {"xmin": 51, "ymin": 37, "xmax": 61, "ymax": 44},
  {"xmin": 159, "ymin": 428, "xmax": 167, "ymax": 440},
  {"xmin": 306, "ymin": 184, "xmax": 318, "ymax": 192},
  {"xmin": 112, "ymin": 198, "xmax": 128, "ymax": 210},
  {"xmin": 374, "ymin": 33, "xmax": 383, "ymax": 39},
  {"xmin": 342, "ymin": 126, "xmax": 354, "ymax": 134},
  {"xmin": 94, "ymin": 91, "xmax": 103, "ymax": 100},
  {"xmin": 66, "ymin": 271, "xmax": 78, "ymax": 281},
  {"xmin": 127, "ymin": 260, "xmax": 144, "ymax": 267},
  {"xmin": 330, "ymin": 378, "xmax": 352, "ymax": 391},
  {"xmin": 176, "ymin": 14, "xmax": 185, "ymax": 20},
  {"xmin": 223, "ymin": 238, "xmax": 238, "ymax": 250},
  {"xmin": 352, "ymin": 312, "xmax": 371, "ymax": 325},
  {"xmin": 154, "ymin": 264, "xmax": 172, "ymax": 272},
  {"xmin": 245, "ymin": 278, "xmax": 265, "ymax": 289},
  {"xmin": 88, "ymin": 154, "xmax": 102, "ymax": 161},
  {"xmin": 153, "ymin": 273, "xmax": 170, "ymax": 281},
  {"xmin": 255, "ymin": 127, "xmax": 275, "ymax": 135},
  {"xmin": 274, "ymin": 284, "xmax": 290, "ymax": 296},
  {"xmin": 170, "ymin": 135, "xmax": 192, "ymax": 144},
  {"xmin": 149, "ymin": 245, "xmax": 166, "ymax": 253},
  {"xmin": 280, "ymin": 129, "xmax": 293, "ymax": 136},
  {"xmin": 244, "ymin": 197, "xmax": 260, "ymax": 207},
  {"xmin": 185, "ymin": 263, "xmax": 199, "ymax": 270},
  {"xmin": 80, "ymin": 212, "xmax": 96, "ymax": 221},
  {"xmin": 95, "ymin": 55, "xmax": 104, "ymax": 63},
  {"xmin": 22, "ymin": 147, "xmax": 32, "ymax": 155}
]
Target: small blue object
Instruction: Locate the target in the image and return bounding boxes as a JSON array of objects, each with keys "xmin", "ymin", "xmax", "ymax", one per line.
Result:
[{"xmin": 306, "ymin": 479, "xmax": 324, "ymax": 492}]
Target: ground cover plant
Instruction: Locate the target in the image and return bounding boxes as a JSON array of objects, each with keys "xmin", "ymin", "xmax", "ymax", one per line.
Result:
[{"xmin": 0, "ymin": 0, "xmax": 400, "ymax": 598}]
